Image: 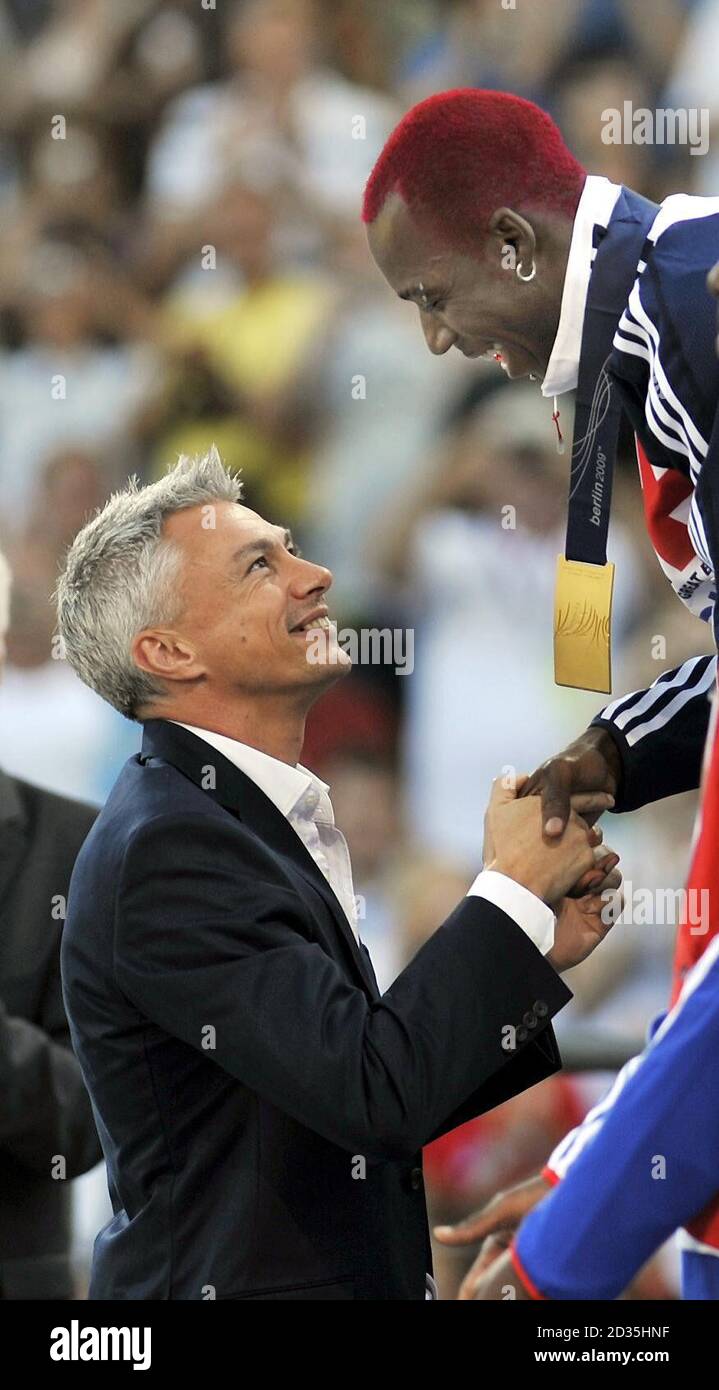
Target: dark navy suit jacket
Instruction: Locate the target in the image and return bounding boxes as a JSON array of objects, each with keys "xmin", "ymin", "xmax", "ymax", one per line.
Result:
[{"xmin": 61, "ymin": 718, "xmax": 571, "ymax": 1300}]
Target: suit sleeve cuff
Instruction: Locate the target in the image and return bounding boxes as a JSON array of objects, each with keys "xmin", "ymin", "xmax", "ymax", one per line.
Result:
[{"xmin": 467, "ymin": 869, "xmax": 555, "ymax": 956}]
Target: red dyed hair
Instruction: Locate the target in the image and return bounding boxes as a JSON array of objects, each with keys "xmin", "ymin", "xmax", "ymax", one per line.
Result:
[{"xmin": 362, "ymin": 89, "xmax": 586, "ymax": 254}]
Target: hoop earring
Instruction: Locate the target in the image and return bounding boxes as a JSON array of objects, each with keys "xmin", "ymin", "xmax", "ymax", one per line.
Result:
[{"xmin": 516, "ymin": 259, "xmax": 536, "ymax": 282}]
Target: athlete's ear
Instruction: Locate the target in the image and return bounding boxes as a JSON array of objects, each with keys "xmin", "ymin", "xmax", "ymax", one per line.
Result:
[{"xmin": 488, "ymin": 208, "xmax": 536, "ymax": 272}]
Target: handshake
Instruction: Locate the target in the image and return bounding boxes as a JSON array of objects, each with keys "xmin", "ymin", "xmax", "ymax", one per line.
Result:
[
  {"xmin": 436, "ymin": 732, "xmax": 626, "ymax": 1298},
  {"xmin": 483, "ymin": 772, "xmax": 622, "ymax": 973}
]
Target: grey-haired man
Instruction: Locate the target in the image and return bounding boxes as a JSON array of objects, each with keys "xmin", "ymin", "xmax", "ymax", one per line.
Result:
[{"xmin": 57, "ymin": 449, "xmax": 619, "ymax": 1300}]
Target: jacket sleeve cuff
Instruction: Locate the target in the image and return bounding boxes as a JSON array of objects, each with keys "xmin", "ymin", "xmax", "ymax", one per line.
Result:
[{"xmin": 467, "ymin": 869, "xmax": 555, "ymax": 956}]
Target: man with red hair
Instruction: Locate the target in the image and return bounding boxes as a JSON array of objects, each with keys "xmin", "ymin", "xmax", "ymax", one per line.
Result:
[
  {"xmin": 363, "ymin": 88, "xmax": 587, "ymax": 382},
  {"xmin": 364, "ymin": 89, "xmax": 719, "ymax": 1301}
]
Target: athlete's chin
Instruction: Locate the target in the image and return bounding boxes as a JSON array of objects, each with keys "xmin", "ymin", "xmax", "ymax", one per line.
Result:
[{"xmin": 500, "ymin": 346, "xmax": 537, "ymax": 380}]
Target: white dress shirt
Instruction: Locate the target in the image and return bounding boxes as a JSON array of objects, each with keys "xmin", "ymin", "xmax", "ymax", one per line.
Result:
[
  {"xmin": 170, "ymin": 722, "xmax": 556, "ymax": 956},
  {"xmin": 541, "ymin": 174, "xmax": 623, "ymax": 400},
  {"xmin": 171, "ymin": 721, "xmax": 362, "ymax": 942}
]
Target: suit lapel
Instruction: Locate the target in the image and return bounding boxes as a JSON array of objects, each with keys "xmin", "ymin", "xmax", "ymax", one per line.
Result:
[{"xmin": 139, "ymin": 720, "xmax": 378, "ymax": 995}]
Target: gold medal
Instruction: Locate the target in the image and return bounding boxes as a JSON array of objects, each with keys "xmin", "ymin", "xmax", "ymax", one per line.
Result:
[{"xmin": 553, "ymin": 555, "xmax": 615, "ymax": 693}]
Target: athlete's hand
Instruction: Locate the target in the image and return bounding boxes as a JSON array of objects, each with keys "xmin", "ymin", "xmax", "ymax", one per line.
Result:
[
  {"xmin": 520, "ymin": 726, "xmax": 622, "ymax": 839},
  {"xmin": 434, "ymin": 1173, "xmax": 550, "ymax": 1300},
  {"xmin": 471, "ymin": 1247, "xmax": 531, "ymax": 1300}
]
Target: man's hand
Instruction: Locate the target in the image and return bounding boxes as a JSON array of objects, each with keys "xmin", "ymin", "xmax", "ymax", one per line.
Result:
[
  {"xmin": 434, "ymin": 1173, "xmax": 550, "ymax": 1300},
  {"xmin": 483, "ymin": 777, "xmax": 603, "ymax": 905},
  {"xmin": 548, "ymin": 844, "xmax": 622, "ymax": 972},
  {"xmin": 521, "ymin": 726, "xmax": 623, "ymax": 837}
]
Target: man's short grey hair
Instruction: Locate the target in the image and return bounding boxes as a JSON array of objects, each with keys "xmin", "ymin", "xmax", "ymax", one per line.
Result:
[
  {"xmin": 56, "ymin": 447, "xmax": 243, "ymax": 721},
  {"xmin": 0, "ymin": 546, "xmax": 11, "ymax": 644}
]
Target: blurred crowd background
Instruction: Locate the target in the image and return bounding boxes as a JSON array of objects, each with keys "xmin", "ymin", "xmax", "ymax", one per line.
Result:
[{"xmin": 0, "ymin": 0, "xmax": 717, "ymax": 1298}]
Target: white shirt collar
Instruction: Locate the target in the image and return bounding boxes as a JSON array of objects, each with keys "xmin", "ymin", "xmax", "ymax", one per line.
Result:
[
  {"xmin": 541, "ymin": 175, "xmax": 623, "ymax": 399},
  {"xmin": 169, "ymin": 721, "xmax": 332, "ymax": 822}
]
